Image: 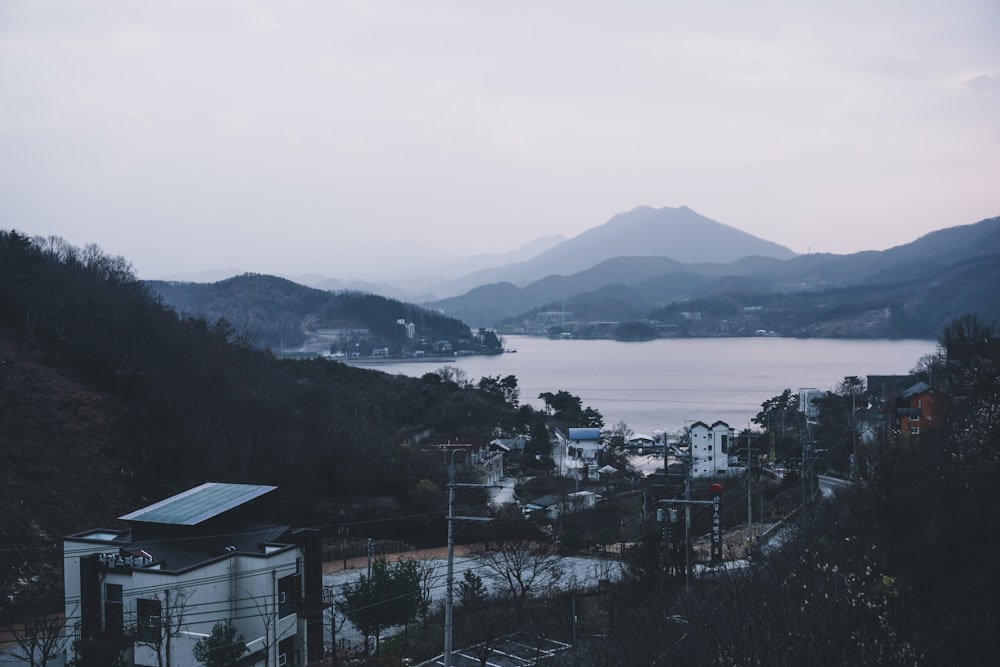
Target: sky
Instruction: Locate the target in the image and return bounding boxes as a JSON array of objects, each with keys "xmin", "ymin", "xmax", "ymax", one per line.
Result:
[{"xmin": 2, "ymin": 1, "xmax": 999, "ymax": 281}]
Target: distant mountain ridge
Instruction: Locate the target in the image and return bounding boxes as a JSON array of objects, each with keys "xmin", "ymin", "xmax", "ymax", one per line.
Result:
[
  {"xmin": 434, "ymin": 205, "xmax": 796, "ymax": 295},
  {"xmin": 148, "ymin": 207, "xmax": 1000, "ymax": 341},
  {"xmin": 425, "ymin": 215, "xmax": 1000, "ymax": 337}
]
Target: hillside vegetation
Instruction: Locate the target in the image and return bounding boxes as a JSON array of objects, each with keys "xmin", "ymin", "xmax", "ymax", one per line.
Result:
[
  {"xmin": 3, "ymin": 230, "xmax": 1000, "ymax": 665},
  {"xmin": 148, "ymin": 274, "xmax": 491, "ymax": 354},
  {"xmin": 0, "ymin": 231, "xmax": 531, "ymax": 619}
]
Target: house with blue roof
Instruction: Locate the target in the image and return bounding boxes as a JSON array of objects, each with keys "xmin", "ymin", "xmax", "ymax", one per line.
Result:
[
  {"xmin": 567, "ymin": 428, "xmax": 602, "ymax": 461},
  {"xmin": 63, "ymin": 482, "xmax": 326, "ymax": 667}
]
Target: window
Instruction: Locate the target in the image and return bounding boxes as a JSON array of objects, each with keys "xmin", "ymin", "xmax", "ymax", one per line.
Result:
[
  {"xmin": 909, "ymin": 427, "xmax": 920, "ymax": 435},
  {"xmin": 104, "ymin": 584, "xmax": 123, "ymax": 635},
  {"xmin": 278, "ymin": 574, "xmax": 296, "ymax": 617},
  {"xmin": 137, "ymin": 598, "xmax": 162, "ymax": 644}
]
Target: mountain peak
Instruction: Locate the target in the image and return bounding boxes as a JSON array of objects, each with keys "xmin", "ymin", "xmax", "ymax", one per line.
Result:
[{"xmin": 564, "ymin": 205, "xmax": 795, "ymax": 265}]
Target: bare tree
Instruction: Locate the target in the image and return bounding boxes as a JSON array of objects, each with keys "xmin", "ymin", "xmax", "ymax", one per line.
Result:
[
  {"xmin": 434, "ymin": 365, "xmax": 469, "ymax": 387},
  {"xmin": 134, "ymin": 587, "xmax": 192, "ymax": 667},
  {"xmin": 7, "ymin": 606, "xmax": 71, "ymax": 667},
  {"xmin": 455, "ymin": 570, "xmax": 515, "ymax": 667},
  {"xmin": 603, "ymin": 420, "xmax": 634, "ymax": 450},
  {"xmin": 246, "ymin": 588, "xmax": 278, "ymax": 667},
  {"xmin": 324, "ymin": 606, "xmax": 352, "ymax": 667},
  {"xmin": 415, "ymin": 559, "xmax": 441, "ymax": 629},
  {"xmin": 470, "ymin": 534, "xmax": 563, "ymax": 624}
]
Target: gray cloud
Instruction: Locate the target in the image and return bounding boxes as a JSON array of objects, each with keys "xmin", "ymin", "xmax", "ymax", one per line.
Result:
[{"xmin": 1, "ymin": 1, "xmax": 998, "ymax": 280}]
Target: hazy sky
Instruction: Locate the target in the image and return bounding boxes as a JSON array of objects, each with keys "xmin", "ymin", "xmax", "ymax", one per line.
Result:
[{"xmin": 2, "ymin": 1, "xmax": 998, "ymax": 280}]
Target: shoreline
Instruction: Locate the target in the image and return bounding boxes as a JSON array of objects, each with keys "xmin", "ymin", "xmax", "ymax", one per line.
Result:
[{"xmin": 341, "ymin": 356, "xmax": 457, "ymax": 366}]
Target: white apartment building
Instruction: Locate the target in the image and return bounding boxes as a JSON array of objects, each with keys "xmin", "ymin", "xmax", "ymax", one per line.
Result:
[
  {"xmin": 687, "ymin": 421, "xmax": 733, "ymax": 478},
  {"xmin": 63, "ymin": 483, "xmax": 326, "ymax": 666}
]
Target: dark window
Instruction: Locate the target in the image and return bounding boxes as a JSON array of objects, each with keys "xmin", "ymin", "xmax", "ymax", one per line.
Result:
[
  {"xmin": 137, "ymin": 598, "xmax": 162, "ymax": 644},
  {"xmin": 720, "ymin": 435, "xmax": 728, "ymax": 453},
  {"xmin": 278, "ymin": 574, "xmax": 297, "ymax": 617},
  {"xmin": 104, "ymin": 584, "xmax": 123, "ymax": 635}
]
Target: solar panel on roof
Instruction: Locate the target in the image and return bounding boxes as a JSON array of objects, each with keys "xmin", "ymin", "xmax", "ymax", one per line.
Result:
[{"xmin": 119, "ymin": 482, "xmax": 277, "ymax": 525}]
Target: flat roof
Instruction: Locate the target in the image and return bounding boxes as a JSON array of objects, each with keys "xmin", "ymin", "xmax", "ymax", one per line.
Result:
[{"xmin": 119, "ymin": 482, "xmax": 277, "ymax": 526}]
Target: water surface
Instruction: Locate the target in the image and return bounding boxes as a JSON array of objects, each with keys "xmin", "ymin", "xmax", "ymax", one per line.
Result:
[{"xmin": 365, "ymin": 336, "xmax": 936, "ymax": 433}]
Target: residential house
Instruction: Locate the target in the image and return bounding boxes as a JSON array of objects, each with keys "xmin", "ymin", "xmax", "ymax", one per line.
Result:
[
  {"xmin": 896, "ymin": 381, "xmax": 939, "ymax": 437},
  {"xmin": 626, "ymin": 434, "xmax": 655, "ymax": 451},
  {"xmin": 687, "ymin": 421, "xmax": 733, "ymax": 478},
  {"xmin": 567, "ymin": 428, "xmax": 602, "ymax": 461},
  {"xmin": 63, "ymin": 482, "xmax": 326, "ymax": 667},
  {"xmin": 489, "ymin": 437, "xmax": 526, "ymax": 454},
  {"xmin": 522, "ymin": 491, "xmax": 596, "ymax": 519},
  {"xmin": 798, "ymin": 388, "xmax": 824, "ymax": 420},
  {"xmin": 471, "ymin": 449, "xmax": 505, "ymax": 486},
  {"xmin": 523, "ymin": 494, "xmax": 562, "ymax": 519}
]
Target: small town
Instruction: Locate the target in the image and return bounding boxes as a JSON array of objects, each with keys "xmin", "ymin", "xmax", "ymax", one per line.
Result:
[
  {"xmin": 3, "ymin": 3, "xmax": 999, "ymax": 664},
  {"xmin": 10, "ymin": 324, "xmax": 991, "ymax": 666}
]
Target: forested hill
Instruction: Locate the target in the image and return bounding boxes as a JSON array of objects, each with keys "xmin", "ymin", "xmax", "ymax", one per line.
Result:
[
  {"xmin": 147, "ymin": 274, "xmax": 484, "ymax": 354},
  {"xmin": 0, "ymin": 231, "xmax": 528, "ymax": 618}
]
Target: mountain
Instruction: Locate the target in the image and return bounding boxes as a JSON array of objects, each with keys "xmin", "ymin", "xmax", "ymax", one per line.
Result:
[
  {"xmin": 435, "ymin": 205, "xmax": 796, "ymax": 295},
  {"xmin": 427, "ymin": 215, "xmax": 1000, "ymax": 337},
  {"xmin": 147, "ymin": 274, "xmax": 485, "ymax": 354}
]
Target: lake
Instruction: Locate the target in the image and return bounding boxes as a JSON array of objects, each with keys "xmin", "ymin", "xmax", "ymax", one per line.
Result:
[{"xmin": 358, "ymin": 336, "xmax": 937, "ymax": 434}]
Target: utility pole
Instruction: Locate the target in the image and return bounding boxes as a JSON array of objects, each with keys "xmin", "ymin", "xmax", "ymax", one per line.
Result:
[
  {"xmin": 444, "ymin": 453, "xmax": 455, "ymax": 667},
  {"xmin": 658, "ymin": 494, "xmax": 716, "ymax": 592},
  {"xmin": 443, "ymin": 449, "xmax": 492, "ymax": 667},
  {"xmin": 851, "ymin": 389, "xmax": 858, "ymax": 482},
  {"xmin": 684, "ymin": 471, "xmax": 691, "ymax": 591},
  {"xmin": 165, "ymin": 589, "xmax": 170, "ymax": 667},
  {"xmin": 367, "ymin": 537, "xmax": 374, "ymax": 579},
  {"xmin": 747, "ymin": 427, "xmax": 753, "ymax": 544}
]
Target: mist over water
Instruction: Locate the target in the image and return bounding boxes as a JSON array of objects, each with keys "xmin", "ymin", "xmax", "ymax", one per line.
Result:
[{"xmin": 369, "ymin": 336, "xmax": 937, "ymax": 434}]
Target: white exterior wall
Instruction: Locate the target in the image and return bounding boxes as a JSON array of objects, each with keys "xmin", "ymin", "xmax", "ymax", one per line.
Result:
[
  {"xmin": 64, "ymin": 539, "xmax": 302, "ymax": 667},
  {"xmin": 569, "ymin": 439, "xmax": 601, "ymax": 460},
  {"xmin": 63, "ymin": 535, "xmax": 120, "ymax": 643},
  {"xmin": 799, "ymin": 388, "xmax": 823, "ymax": 419},
  {"xmin": 689, "ymin": 422, "xmax": 732, "ymax": 478}
]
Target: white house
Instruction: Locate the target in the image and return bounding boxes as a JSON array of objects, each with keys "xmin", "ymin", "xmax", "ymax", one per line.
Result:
[
  {"xmin": 63, "ymin": 483, "xmax": 327, "ymax": 667},
  {"xmin": 798, "ymin": 388, "xmax": 824, "ymax": 420},
  {"xmin": 626, "ymin": 433, "xmax": 655, "ymax": 451},
  {"xmin": 567, "ymin": 428, "xmax": 602, "ymax": 461},
  {"xmin": 687, "ymin": 421, "xmax": 733, "ymax": 478}
]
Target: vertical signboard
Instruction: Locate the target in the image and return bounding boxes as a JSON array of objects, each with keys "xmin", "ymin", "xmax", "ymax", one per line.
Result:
[{"xmin": 710, "ymin": 483, "xmax": 723, "ymax": 563}]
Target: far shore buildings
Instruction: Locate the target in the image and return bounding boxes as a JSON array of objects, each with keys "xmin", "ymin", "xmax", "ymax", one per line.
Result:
[{"xmin": 63, "ymin": 483, "xmax": 326, "ymax": 667}]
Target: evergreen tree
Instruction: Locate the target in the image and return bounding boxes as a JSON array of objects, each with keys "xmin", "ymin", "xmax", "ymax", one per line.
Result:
[{"xmin": 192, "ymin": 621, "xmax": 247, "ymax": 667}]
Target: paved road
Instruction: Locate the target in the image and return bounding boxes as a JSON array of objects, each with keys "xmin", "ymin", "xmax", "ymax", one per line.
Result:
[{"xmin": 818, "ymin": 474, "xmax": 854, "ymax": 498}]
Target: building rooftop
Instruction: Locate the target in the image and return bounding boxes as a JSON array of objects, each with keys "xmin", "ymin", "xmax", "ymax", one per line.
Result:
[{"xmin": 118, "ymin": 482, "xmax": 277, "ymax": 526}]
